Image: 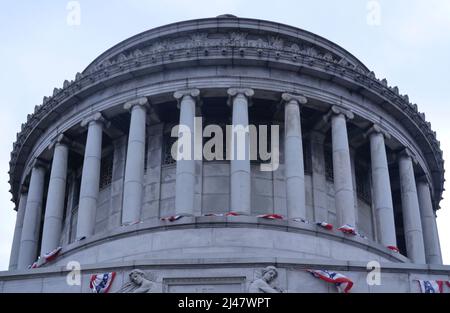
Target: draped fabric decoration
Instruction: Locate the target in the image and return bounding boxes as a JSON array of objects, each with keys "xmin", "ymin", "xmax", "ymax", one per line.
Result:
[
  {"xmin": 337, "ymin": 224, "xmax": 357, "ymax": 235},
  {"xmin": 387, "ymin": 246, "xmax": 400, "ymax": 253},
  {"xmin": 316, "ymin": 222, "xmax": 333, "ymax": 230},
  {"xmin": 160, "ymin": 215, "xmax": 184, "ymax": 222},
  {"xmin": 28, "ymin": 261, "xmax": 39, "ymax": 269},
  {"xmin": 27, "ymin": 247, "xmax": 62, "ymax": 269},
  {"xmin": 257, "ymin": 214, "xmax": 284, "ymax": 220},
  {"xmin": 338, "ymin": 224, "xmax": 368, "ymax": 239},
  {"xmin": 417, "ymin": 280, "xmax": 444, "ymax": 293},
  {"xmin": 293, "ymin": 218, "xmax": 333, "ymax": 230},
  {"xmin": 307, "ymin": 269, "xmax": 354, "ymax": 293},
  {"xmin": 44, "ymin": 246, "xmax": 62, "ymax": 263},
  {"xmin": 203, "ymin": 212, "xmax": 241, "ymax": 217},
  {"xmin": 90, "ymin": 272, "xmax": 116, "ymax": 293}
]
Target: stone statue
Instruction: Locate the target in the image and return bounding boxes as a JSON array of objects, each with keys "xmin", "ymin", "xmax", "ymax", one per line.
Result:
[
  {"xmin": 116, "ymin": 269, "xmax": 156, "ymax": 293},
  {"xmin": 248, "ymin": 266, "xmax": 284, "ymax": 293}
]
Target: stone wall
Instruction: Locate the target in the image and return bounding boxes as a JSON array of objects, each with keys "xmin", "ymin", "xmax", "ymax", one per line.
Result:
[{"xmin": 1, "ymin": 257, "xmax": 449, "ymax": 293}]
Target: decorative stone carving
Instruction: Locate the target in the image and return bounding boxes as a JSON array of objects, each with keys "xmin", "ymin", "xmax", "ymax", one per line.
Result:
[
  {"xmin": 248, "ymin": 266, "xmax": 284, "ymax": 293},
  {"xmin": 289, "ymin": 43, "xmax": 301, "ymax": 53},
  {"xmin": 80, "ymin": 112, "xmax": 108, "ymax": 128},
  {"xmin": 117, "ymin": 53, "xmax": 128, "ymax": 62},
  {"xmin": 191, "ymin": 33, "xmax": 208, "ymax": 46},
  {"xmin": 227, "ymin": 87, "xmax": 254, "ymax": 98},
  {"xmin": 116, "ymin": 269, "xmax": 156, "ymax": 293},
  {"xmin": 363, "ymin": 123, "xmax": 391, "ymax": 140},
  {"xmin": 230, "ymin": 32, "xmax": 247, "ymax": 44},
  {"xmin": 268, "ymin": 36, "xmax": 284, "ymax": 50},
  {"xmin": 123, "ymin": 97, "xmax": 149, "ymax": 111},
  {"xmin": 174, "ymin": 88, "xmax": 201, "ymax": 105}
]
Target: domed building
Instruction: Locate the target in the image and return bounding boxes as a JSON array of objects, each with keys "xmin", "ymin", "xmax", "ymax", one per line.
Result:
[{"xmin": 1, "ymin": 16, "xmax": 448, "ymax": 293}]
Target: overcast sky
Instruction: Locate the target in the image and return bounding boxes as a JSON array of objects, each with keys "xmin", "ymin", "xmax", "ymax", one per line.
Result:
[{"xmin": 0, "ymin": 0, "xmax": 449, "ymax": 270}]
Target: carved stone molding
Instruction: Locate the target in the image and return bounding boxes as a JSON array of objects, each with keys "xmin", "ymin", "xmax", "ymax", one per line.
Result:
[
  {"xmin": 281, "ymin": 93, "xmax": 308, "ymax": 106},
  {"xmin": 174, "ymin": 89, "xmax": 201, "ymax": 109},
  {"xmin": 80, "ymin": 112, "xmax": 109, "ymax": 128},
  {"xmin": 123, "ymin": 97, "xmax": 149, "ymax": 111},
  {"xmin": 174, "ymin": 88, "xmax": 200, "ymax": 101},
  {"xmin": 227, "ymin": 87, "xmax": 254, "ymax": 98},
  {"xmin": 363, "ymin": 124, "xmax": 392, "ymax": 140},
  {"xmin": 48, "ymin": 133, "xmax": 72, "ymax": 151}
]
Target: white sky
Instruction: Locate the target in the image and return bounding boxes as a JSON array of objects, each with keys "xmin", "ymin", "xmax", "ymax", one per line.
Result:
[{"xmin": 0, "ymin": 0, "xmax": 449, "ymax": 270}]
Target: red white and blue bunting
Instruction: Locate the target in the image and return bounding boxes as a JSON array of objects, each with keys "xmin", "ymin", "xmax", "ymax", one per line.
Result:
[
  {"xmin": 293, "ymin": 218, "xmax": 333, "ymax": 231},
  {"xmin": 307, "ymin": 269, "xmax": 354, "ymax": 293},
  {"xmin": 257, "ymin": 214, "xmax": 284, "ymax": 220},
  {"xmin": 28, "ymin": 261, "xmax": 39, "ymax": 269},
  {"xmin": 27, "ymin": 246, "xmax": 63, "ymax": 269},
  {"xmin": 44, "ymin": 246, "xmax": 62, "ymax": 263},
  {"xmin": 387, "ymin": 246, "xmax": 400, "ymax": 253},
  {"xmin": 89, "ymin": 272, "xmax": 116, "ymax": 293},
  {"xmin": 338, "ymin": 224, "xmax": 368, "ymax": 239},
  {"xmin": 160, "ymin": 215, "xmax": 184, "ymax": 222},
  {"xmin": 417, "ymin": 280, "xmax": 444, "ymax": 293}
]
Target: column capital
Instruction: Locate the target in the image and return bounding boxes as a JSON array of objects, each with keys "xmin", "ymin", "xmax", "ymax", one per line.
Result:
[
  {"xmin": 364, "ymin": 124, "xmax": 391, "ymax": 140},
  {"xmin": 30, "ymin": 158, "xmax": 48, "ymax": 170},
  {"xmin": 227, "ymin": 87, "xmax": 254, "ymax": 98},
  {"xmin": 398, "ymin": 147, "xmax": 418, "ymax": 164},
  {"xmin": 281, "ymin": 93, "xmax": 308, "ymax": 106},
  {"xmin": 80, "ymin": 112, "xmax": 109, "ymax": 128},
  {"xmin": 330, "ymin": 105, "xmax": 354, "ymax": 120},
  {"xmin": 322, "ymin": 105, "xmax": 354, "ymax": 124},
  {"xmin": 174, "ymin": 88, "xmax": 200, "ymax": 101},
  {"xmin": 48, "ymin": 134, "xmax": 71, "ymax": 150},
  {"xmin": 124, "ymin": 97, "xmax": 149, "ymax": 111}
]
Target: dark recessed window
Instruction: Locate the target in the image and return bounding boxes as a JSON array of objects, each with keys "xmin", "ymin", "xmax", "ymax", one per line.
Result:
[
  {"xmin": 99, "ymin": 153, "xmax": 113, "ymax": 189},
  {"xmin": 324, "ymin": 145, "xmax": 334, "ymax": 181},
  {"xmin": 356, "ymin": 162, "xmax": 372, "ymax": 203}
]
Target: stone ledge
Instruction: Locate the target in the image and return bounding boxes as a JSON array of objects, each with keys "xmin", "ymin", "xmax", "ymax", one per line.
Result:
[
  {"xmin": 19, "ymin": 216, "xmax": 409, "ymax": 268},
  {"xmin": 2, "ymin": 256, "xmax": 449, "ymax": 281}
]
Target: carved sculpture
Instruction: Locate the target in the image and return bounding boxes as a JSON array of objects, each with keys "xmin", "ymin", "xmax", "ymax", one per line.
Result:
[
  {"xmin": 248, "ymin": 266, "xmax": 284, "ymax": 293},
  {"xmin": 116, "ymin": 269, "xmax": 156, "ymax": 293}
]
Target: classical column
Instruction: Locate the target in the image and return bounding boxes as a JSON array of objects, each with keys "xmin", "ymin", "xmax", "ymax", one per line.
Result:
[
  {"xmin": 9, "ymin": 192, "xmax": 27, "ymax": 270},
  {"xmin": 329, "ymin": 106, "xmax": 356, "ymax": 227},
  {"xmin": 417, "ymin": 179, "xmax": 442, "ymax": 264},
  {"xmin": 398, "ymin": 149, "xmax": 426, "ymax": 263},
  {"xmin": 40, "ymin": 135, "xmax": 70, "ymax": 256},
  {"xmin": 310, "ymin": 131, "xmax": 328, "ymax": 222},
  {"xmin": 228, "ymin": 88, "xmax": 254, "ymax": 215},
  {"xmin": 122, "ymin": 97, "xmax": 148, "ymax": 225},
  {"xmin": 174, "ymin": 89, "xmax": 199, "ymax": 216},
  {"xmin": 76, "ymin": 113, "xmax": 107, "ymax": 239},
  {"xmin": 366, "ymin": 125, "xmax": 397, "ymax": 248},
  {"xmin": 282, "ymin": 93, "xmax": 307, "ymax": 219},
  {"xmin": 18, "ymin": 163, "xmax": 46, "ymax": 269},
  {"xmin": 349, "ymin": 148, "xmax": 359, "ymax": 225}
]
